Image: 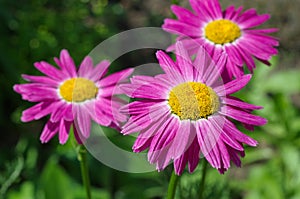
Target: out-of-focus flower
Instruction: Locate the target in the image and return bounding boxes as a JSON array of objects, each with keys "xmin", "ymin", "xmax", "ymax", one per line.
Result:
[
  {"xmin": 14, "ymin": 49, "xmax": 133, "ymax": 144},
  {"xmin": 163, "ymin": 0, "xmax": 279, "ymax": 79}
]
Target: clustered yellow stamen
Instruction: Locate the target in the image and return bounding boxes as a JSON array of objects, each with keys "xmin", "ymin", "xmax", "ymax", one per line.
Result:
[
  {"xmin": 59, "ymin": 78, "xmax": 98, "ymax": 102},
  {"xmin": 168, "ymin": 82, "xmax": 220, "ymax": 120},
  {"xmin": 204, "ymin": 19, "xmax": 241, "ymax": 45}
]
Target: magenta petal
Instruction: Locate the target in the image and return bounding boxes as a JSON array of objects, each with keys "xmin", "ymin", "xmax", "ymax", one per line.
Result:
[
  {"xmin": 220, "ymin": 106, "xmax": 267, "ymax": 126},
  {"xmin": 50, "ymin": 102, "xmax": 67, "ymax": 122},
  {"xmin": 224, "ymin": 5, "xmax": 236, "ymax": 19},
  {"xmin": 156, "ymin": 50, "xmax": 183, "ymax": 83},
  {"xmin": 34, "ymin": 101, "xmax": 61, "ymax": 120},
  {"xmin": 223, "ymin": 119, "xmax": 258, "ymax": 146},
  {"xmin": 59, "ymin": 120, "xmax": 71, "ymax": 144},
  {"xmin": 205, "ymin": 0, "xmax": 223, "ymax": 19},
  {"xmin": 240, "ymin": 14, "xmax": 270, "ymax": 28},
  {"xmin": 21, "ymin": 102, "xmax": 45, "ymax": 122},
  {"xmin": 94, "ymin": 102, "xmax": 113, "ymax": 127},
  {"xmin": 217, "ymin": 139, "xmax": 231, "ymax": 170},
  {"xmin": 122, "ymin": 104, "xmax": 169, "ymax": 135},
  {"xmin": 119, "ymin": 82, "xmax": 167, "ymax": 100},
  {"xmin": 225, "ymin": 46, "xmax": 243, "ymax": 67},
  {"xmin": 99, "ymin": 68, "xmax": 133, "ymax": 88},
  {"xmin": 74, "ymin": 106, "xmax": 91, "ymax": 138},
  {"xmin": 174, "ymin": 152, "xmax": 188, "ymax": 175},
  {"xmin": 196, "ymin": 120, "xmax": 221, "ymax": 168},
  {"xmin": 210, "ymin": 116, "xmax": 243, "ymax": 151},
  {"xmin": 73, "ymin": 125, "xmax": 83, "ymax": 144},
  {"xmin": 89, "ymin": 60, "xmax": 110, "ymax": 81},
  {"xmin": 236, "ymin": 8, "xmax": 257, "ymax": 23},
  {"xmin": 215, "ymin": 74, "xmax": 251, "ymax": 96},
  {"xmin": 170, "ymin": 120, "xmax": 196, "ymax": 160},
  {"xmin": 246, "ymin": 28, "xmax": 278, "ymax": 34},
  {"xmin": 223, "ymin": 97, "xmax": 263, "ymax": 110},
  {"xmin": 148, "ymin": 116, "xmax": 177, "ymax": 163},
  {"xmin": 78, "ymin": 56, "xmax": 93, "ymax": 78},
  {"xmin": 204, "ymin": 53, "xmax": 226, "ymax": 86},
  {"xmin": 189, "ymin": 0, "xmax": 212, "ymax": 21},
  {"xmin": 171, "ymin": 5, "xmax": 200, "ymax": 26},
  {"xmin": 162, "ymin": 18, "xmax": 202, "ymax": 37},
  {"xmin": 133, "ymin": 116, "xmax": 168, "ymax": 152},
  {"xmin": 21, "ymin": 74, "xmax": 58, "ymax": 86},
  {"xmin": 133, "ymin": 136, "xmax": 152, "ymax": 153},
  {"xmin": 193, "ymin": 46, "xmax": 209, "ymax": 82},
  {"xmin": 175, "ymin": 42, "xmax": 194, "ymax": 81},
  {"xmin": 40, "ymin": 120, "xmax": 59, "ymax": 143},
  {"xmin": 59, "ymin": 49, "xmax": 77, "ymax": 78},
  {"xmin": 34, "ymin": 61, "xmax": 64, "ymax": 80},
  {"xmin": 187, "ymin": 138, "xmax": 200, "ymax": 173}
]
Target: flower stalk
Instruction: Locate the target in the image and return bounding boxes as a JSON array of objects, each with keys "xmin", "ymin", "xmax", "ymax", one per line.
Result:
[
  {"xmin": 78, "ymin": 145, "xmax": 92, "ymax": 199},
  {"xmin": 167, "ymin": 170, "xmax": 180, "ymax": 199},
  {"xmin": 198, "ymin": 160, "xmax": 208, "ymax": 199}
]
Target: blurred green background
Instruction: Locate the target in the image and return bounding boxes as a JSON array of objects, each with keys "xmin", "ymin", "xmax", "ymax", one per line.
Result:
[{"xmin": 1, "ymin": 0, "xmax": 300, "ymax": 199}]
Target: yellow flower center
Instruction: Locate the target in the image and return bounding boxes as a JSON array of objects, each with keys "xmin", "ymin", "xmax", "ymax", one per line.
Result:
[
  {"xmin": 204, "ymin": 19, "xmax": 241, "ymax": 45},
  {"xmin": 168, "ymin": 82, "xmax": 219, "ymax": 120},
  {"xmin": 59, "ymin": 78, "xmax": 98, "ymax": 103}
]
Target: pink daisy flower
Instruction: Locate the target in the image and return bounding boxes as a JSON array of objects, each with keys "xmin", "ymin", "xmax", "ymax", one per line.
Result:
[
  {"xmin": 162, "ymin": 0, "xmax": 279, "ymax": 79},
  {"xmin": 14, "ymin": 49, "xmax": 133, "ymax": 144},
  {"xmin": 120, "ymin": 42, "xmax": 267, "ymax": 175}
]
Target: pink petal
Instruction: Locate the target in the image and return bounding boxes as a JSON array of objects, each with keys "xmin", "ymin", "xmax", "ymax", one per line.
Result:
[
  {"xmin": 210, "ymin": 116, "xmax": 244, "ymax": 151},
  {"xmin": 214, "ymin": 74, "xmax": 252, "ymax": 96},
  {"xmin": 175, "ymin": 42, "xmax": 194, "ymax": 81},
  {"xmin": 74, "ymin": 105, "xmax": 92, "ymax": 138},
  {"xmin": 21, "ymin": 102, "xmax": 45, "ymax": 122},
  {"xmin": 78, "ymin": 56, "xmax": 93, "ymax": 78},
  {"xmin": 240, "ymin": 14, "xmax": 270, "ymax": 29},
  {"xmin": 174, "ymin": 152, "xmax": 188, "ymax": 175},
  {"xmin": 189, "ymin": 0, "xmax": 212, "ymax": 21},
  {"xmin": 99, "ymin": 68, "xmax": 134, "ymax": 88},
  {"xmin": 162, "ymin": 19, "xmax": 202, "ymax": 37},
  {"xmin": 50, "ymin": 102, "xmax": 67, "ymax": 122},
  {"xmin": 220, "ymin": 106, "xmax": 267, "ymax": 126},
  {"xmin": 40, "ymin": 120, "xmax": 59, "ymax": 143},
  {"xmin": 34, "ymin": 101, "xmax": 62, "ymax": 120},
  {"xmin": 223, "ymin": 119, "xmax": 258, "ymax": 146},
  {"xmin": 204, "ymin": 53, "xmax": 226, "ymax": 86},
  {"xmin": 187, "ymin": 138, "xmax": 200, "ymax": 173},
  {"xmin": 89, "ymin": 60, "xmax": 110, "ymax": 81},
  {"xmin": 196, "ymin": 120, "xmax": 221, "ymax": 168},
  {"xmin": 169, "ymin": 120, "xmax": 195, "ymax": 160},
  {"xmin": 59, "ymin": 120, "xmax": 71, "ymax": 144},
  {"xmin": 21, "ymin": 74, "xmax": 58, "ymax": 87},
  {"xmin": 34, "ymin": 61, "xmax": 65, "ymax": 80},
  {"xmin": 148, "ymin": 116, "xmax": 178, "ymax": 163},
  {"xmin": 171, "ymin": 5, "xmax": 200, "ymax": 26},
  {"xmin": 59, "ymin": 49, "xmax": 77, "ymax": 78},
  {"xmin": 222, "ymin": 97, "xmax": 263, "ymax": 110},
  {"xmin": 156, "ymin": 50, "xmax": 184, "ymax": 84}
]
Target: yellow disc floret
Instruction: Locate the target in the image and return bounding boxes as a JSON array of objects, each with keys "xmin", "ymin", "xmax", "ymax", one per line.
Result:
[
  {"xmin": 168, "ymin": 82, "xmax": 219, "ymax": 120},
  {"xmin": 59, "ymin": 78, "xmax": 98, "ymax": 103},
  {"xmin": 204, "ymin": 19, "xmax": 241, "ymax": 45}
]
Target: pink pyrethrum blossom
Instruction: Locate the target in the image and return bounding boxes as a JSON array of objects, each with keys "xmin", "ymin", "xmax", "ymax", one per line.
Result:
[
  {"xmin": 14, "ymin": 49, "xmax": 133, "ymax": 144},
  {"xmin": 120, "ymin": 42, "xmax": 267, "ymax": 175},
  {"xmin": 162, "ymin": 0, "xmax": 279, "ymax": 79}
]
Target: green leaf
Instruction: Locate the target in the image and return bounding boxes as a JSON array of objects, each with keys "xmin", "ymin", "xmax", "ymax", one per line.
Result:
[{"xmin": 39, "ymin": 157, "xmax": 73, "ymax": 199}]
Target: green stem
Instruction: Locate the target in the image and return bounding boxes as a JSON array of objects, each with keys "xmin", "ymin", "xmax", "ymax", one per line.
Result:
[
  {"xmin": 167, "ymin": 170, "xmax": 180, "ymax": 199},
  {"xmin": 198, "ymin": 160, "xmax": 208, "ymax": 199},
  {"xmin": 78, "ymin": 145, "xmax": 92, "ymax": 199}
]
